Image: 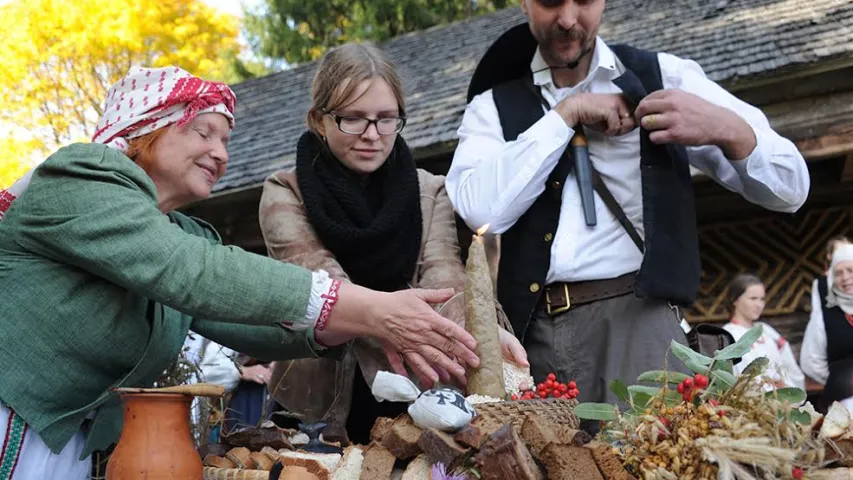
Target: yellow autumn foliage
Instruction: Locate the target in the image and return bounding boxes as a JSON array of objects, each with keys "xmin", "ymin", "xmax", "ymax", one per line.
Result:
[
  {"xmin": 0, "ymin": 135, "xmax": 42, "ymax": 189},
  {"xmin": 0, "ymin": 0, "xmax": 240, "ymax": 161}
]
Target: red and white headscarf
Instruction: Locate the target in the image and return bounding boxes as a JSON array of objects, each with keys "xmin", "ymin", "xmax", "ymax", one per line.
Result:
[{"xmin": 0, "ymin": 66, "xmax": 236, "ymax": 220}]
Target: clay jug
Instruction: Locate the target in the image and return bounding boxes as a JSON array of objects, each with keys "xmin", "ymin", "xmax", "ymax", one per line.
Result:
[{"xmin": 105, "ymin": 392, "xmax": 202, "ymax": 479}]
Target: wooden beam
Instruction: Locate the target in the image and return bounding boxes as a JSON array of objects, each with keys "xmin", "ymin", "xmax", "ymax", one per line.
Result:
[
  {"xmin": 795, "ymin": 125, "xmax": 853, "ymax": 160},
  {"xmin": 723, "ymin": 57, "xmax": 853, "ymax": 93}
]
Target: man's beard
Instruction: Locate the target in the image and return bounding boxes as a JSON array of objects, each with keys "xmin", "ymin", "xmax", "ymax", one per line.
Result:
[{"xmin": 539, "ymin": 26, "xmax": 595, "ymax": 70}]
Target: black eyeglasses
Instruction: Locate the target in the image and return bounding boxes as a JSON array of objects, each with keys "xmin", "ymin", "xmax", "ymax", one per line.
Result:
[{"xmin": 321, "ymin": 109, "xmax": 407, "ymax": 135}]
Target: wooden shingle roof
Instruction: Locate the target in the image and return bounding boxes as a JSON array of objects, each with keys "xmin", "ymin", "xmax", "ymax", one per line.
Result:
[{"xmin": 216, "ymin": 0, "xmax": 853, "ymax": 193}]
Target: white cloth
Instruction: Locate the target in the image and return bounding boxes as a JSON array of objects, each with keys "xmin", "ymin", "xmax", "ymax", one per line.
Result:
[
  {"xmin": 802, "ymin": 278, "xmax": 831, "ymax": 384},
  {"xmin": 303, "ymin": 270, "xmax": 335, "ymax": 331},
  {"xmin": 91, "ymin": 66, "xmax": 235, "ymax": 152},
  {"xmin": 0, "ymin": 403, "xmax": 90, "ymax": 480},
  {"xmin": 371, "ymin": 371, "xmax": 475, "ymax": 431},
  {"xmin": 801, "ymin": 277, "xmax": 853, "ymax": 413},
  {"xmin": 826, "ymin": 244, "xmax": 853, "ymax": 314},
  {"xmin": 446, "ymin": 37, "xmax": 810, "ymax": 283},
  {"xmin": 182, "ymin": 333, "xmax": 241, "ymax": 443},
  {"xmin": 0, "ymin": 67, "xmax": 236, "ymax": 221},
  {"xmin": 723, "ymin": 322, "xmax": 805, "ymax": 390},
  {"xmin": 182, "ymin": 333, "xmax": 241, "ymax": 392}
]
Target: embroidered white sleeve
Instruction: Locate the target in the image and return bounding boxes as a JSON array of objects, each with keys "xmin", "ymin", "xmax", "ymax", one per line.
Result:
[{"xmin": 294, "ymin": 270, "xmax": 334, "ymax": 331}]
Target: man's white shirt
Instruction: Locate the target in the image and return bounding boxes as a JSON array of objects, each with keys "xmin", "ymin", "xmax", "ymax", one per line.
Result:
[{"xmin": 446, "ymin": 37, "xmax": 810, "ymax": 284}]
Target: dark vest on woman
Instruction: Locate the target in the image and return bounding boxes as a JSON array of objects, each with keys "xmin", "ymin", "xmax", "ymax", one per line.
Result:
[
  {"xmin": 817, "ymin": 276, "xmax": 853, "ymax": 403},
  {"xmin": 467, "ymin": 26, "xmax": 700, "ymax": 339}
]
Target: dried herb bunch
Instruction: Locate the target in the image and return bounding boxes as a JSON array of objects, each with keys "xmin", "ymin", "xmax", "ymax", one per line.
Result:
[
  {"xmin": 575, "ymin": 326, "xmax": 830, "ymax": 480},
  {"xmin": 153, "ymin": 345, "xmax": 202, "ymax": 387}
]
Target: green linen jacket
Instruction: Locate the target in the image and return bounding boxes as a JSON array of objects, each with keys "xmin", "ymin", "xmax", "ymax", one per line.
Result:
[{"xmin": 0, "ymin": 143, "xmax": 334, "ymax": 459}]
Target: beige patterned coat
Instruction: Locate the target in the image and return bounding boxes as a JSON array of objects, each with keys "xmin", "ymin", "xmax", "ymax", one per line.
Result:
[{"xmin": 259, "ymin": 167, "xmax": 470, "ymax": 442}]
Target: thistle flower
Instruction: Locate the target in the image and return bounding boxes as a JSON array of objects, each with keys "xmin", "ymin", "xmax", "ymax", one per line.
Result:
[{"xmin": 431, "ymin": 463, "xmax": 468, "ymax": 480}]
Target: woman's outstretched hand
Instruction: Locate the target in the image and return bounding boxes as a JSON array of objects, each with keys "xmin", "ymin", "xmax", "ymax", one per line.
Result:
[{"xmin": 324, "ymin": 284, "xmax": 479, "ymax": 389}]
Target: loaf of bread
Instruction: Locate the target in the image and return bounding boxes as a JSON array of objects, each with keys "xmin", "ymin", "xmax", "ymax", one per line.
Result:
[
  {"xmin": 553, "ymin": 425, "xmax": 593, "ymax": 447},
  {"xmin": 417, "ymin": 428, "xmax": 468, "ymax": 466},
  {"xmin": 331, "ymin": 445, "xmax": 364, "ymax": 480},
  {"xmin": 359, "ymin": 443, "xmax": 396, "ymax": 480},
  {"xmin": 226, "ymin": 447, "xmax": 255, "ymax": 469},
  {"xmin": 370, "ymin": 417, "xmax": 396, "ymax": 443},
  {"xmin": 277, "ymin": 451, "xmax": 342, "ymax": 480},
  {"xmin": 401, "ymin": 454, "xmax": 431, "ymax": 480},
  {"xmin": 474, "ymin": 424, "xmax": 542, "ymax": 480},
  {"xmin": 519, "ymin": 414, "xmax": 559, "ymax": 458},
  {"xmin": 203, "ymin": 454, "xmax": 236, "ymax": 468},
  {"xmin": 836, "ymin": 438, "xmax": 853, "ymax": 468},
  {"xmin": 280, "ymin": 466, "xmax": 322, "ymax": 480},
  {"xmin": 586, "ymin": 442, "xmax": 637, "ymax": 480},
  {"xmin": 262, "ymin": 446, "xmax": 282, "ymax": 462},
  {"xmin": 382, "ymin": 421, "xmax": 424, "ymax": 460},
  {"xmin": 539, "ymin": 444, "xmax": 604, "ymax": 480},
  {"xmin": 454, "ymin": 424, "xmax": 486, "ymax": 449},
  {"xmin": 250, "ymin": 451, "xmax": 274, "ymax": 471}
]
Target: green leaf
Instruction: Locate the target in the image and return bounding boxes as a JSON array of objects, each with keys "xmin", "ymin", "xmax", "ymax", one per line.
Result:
[
  {"xmin": 662, "ymin": 390, "xmax": 684, "ymax": 407},
  {"xmin": 628, "ymin": 385, "xmax": 664, "ymax": 397},
  {"xmin": 789, "ymin": 410, "xmax": 812, "ymax": 425},
  {"xmin": 629, "ymin": 392, "xmax": 654, "ymax": 411},
  {"xmin": 710, "ymin": 359, "xmax": 734, "ymax": 375},
  {"xmin": 742, "ymin": 357, "xmax": 770, "ymax": 377},
  {"xmin": 710, "ymin": 370, "xmax": 736, "ymax": 390},
  {"xmin": 671, "ymin": 341, "xmax": 712, "ymax": 374},
  {"xmin": 715, "ymin": 325, "xmax": 763, "ymax": 361},
  {"xmin": 610, "ymin": 379, "xmax": 630, "ymax": 404},
  {"xmin": 636, "ymin": 370, "xmax": 691, "ymax": 385},
  {"xmin": 574, "ymin": 403, "xmax": 619, "ymax": 421},
  {"xmin": 766, "ymin": 388, "xmax": 807, "ymax": 405}
]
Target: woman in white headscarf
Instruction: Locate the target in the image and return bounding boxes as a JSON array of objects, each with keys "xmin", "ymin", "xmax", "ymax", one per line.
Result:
[
  {"xmin": 801, "ymin": 243, "xmax": 853, "ymax": 414},
  {"xmin": 0, "ymin": 67, "xmax": 478, "ymax": 479}
]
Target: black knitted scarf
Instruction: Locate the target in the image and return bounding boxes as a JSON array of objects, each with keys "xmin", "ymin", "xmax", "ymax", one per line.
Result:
[{"xmin": 295, "ymin": 131, "xmax": 422, "ymax": 292}]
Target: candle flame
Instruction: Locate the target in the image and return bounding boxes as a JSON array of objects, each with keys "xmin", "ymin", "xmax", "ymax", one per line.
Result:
[{"xmin": 476, "ymin": 224, "xmax": 490, "ymax": 236}]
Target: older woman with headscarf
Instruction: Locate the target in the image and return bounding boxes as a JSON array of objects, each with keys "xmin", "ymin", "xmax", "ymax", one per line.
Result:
[
  {"xmin": 801, "ymin": 243, "xmax": 853, "ymax": 415},
  {"xmin": 0, "ymin": 67, "xmax": 478, "ymax": 479}
]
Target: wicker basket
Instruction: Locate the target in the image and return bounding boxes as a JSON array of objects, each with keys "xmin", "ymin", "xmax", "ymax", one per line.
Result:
[
  {"xmin": 202, "ymin": 467, "xmax": 270, "ymax": 480},
  {"xmin": 472, "ymin": 397, "xmax": 579, "ymax": 434}
]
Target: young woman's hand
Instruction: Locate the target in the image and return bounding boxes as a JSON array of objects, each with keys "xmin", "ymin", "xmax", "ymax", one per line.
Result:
[{"xmin": 499, "ymin": 328, "xmax": 529, "ymax": 368}]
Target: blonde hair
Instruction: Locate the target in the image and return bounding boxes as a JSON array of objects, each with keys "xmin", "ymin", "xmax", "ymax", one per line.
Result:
[{"xmin": 306, "ymin": 43, "xmax": 406, "ymax": 135}]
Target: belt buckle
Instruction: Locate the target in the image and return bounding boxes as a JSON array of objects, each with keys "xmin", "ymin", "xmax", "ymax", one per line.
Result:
[{"xmin": 545, "ymin": 283, "xmax": 571, "ymax": 315}]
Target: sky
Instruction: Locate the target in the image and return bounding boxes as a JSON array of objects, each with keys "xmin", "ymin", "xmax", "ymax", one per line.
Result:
[
  {"xmin": 201, "ymin": 0, "xmax": 262, "ymax": 17},
  {"xmin": 0, "ymin": 0, "xmax": 260, "ymax": 15}
]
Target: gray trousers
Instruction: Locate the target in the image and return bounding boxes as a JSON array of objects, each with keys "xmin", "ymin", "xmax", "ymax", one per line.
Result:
[{"xmin": 524, "ymin": 293, "xmax": 690, "ymax": 405}]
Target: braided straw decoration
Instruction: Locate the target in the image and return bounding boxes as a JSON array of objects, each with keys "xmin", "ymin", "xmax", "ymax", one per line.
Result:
[
  {"xmin": 202, "ymin": 467, "xmax": 270, "ymax": 480},
  {"xmin": 473, "ymin": 397, "xmax": 580, "ymax": 433}
]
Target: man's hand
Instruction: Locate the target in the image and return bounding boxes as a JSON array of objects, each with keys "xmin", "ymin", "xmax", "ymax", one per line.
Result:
[
  {"xmin": 635, "ymin": 89, "xmax": 757, "ymax": 160},
  {"xmin": 554, "ymin": 93, "xmax": 636, "ymax": 136}
]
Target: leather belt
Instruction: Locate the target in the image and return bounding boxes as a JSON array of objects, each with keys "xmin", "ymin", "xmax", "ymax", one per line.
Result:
[{"xmin": 540, "ymin": 272, "xmax": 637, "ymax": 315}]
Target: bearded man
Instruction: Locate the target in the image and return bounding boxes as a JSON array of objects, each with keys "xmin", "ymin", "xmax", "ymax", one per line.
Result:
[{"xmin": 446, "ymin": 0, "xmax": 810, "ymax": 410}]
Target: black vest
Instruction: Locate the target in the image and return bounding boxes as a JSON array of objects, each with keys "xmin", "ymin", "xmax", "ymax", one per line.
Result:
[
  {"xmin": 492, "ymin": 45, "xmax": 700, "ymax": 338},
  {"xmin": 817, "ymin": 276, "xmax": 853, "ymax": 403}
]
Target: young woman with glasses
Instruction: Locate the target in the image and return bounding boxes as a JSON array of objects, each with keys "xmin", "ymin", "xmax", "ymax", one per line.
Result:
[{"xmin": 258, "ymin": 43, "xmax": 528, "ymax": 444}]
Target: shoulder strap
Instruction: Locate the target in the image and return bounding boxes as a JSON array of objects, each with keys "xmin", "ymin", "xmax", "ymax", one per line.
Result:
[
  {"xmin": 528, "ymin": 83, "xmax": 644, "ymax": 253},
  {"xmin": 590, "ymin": 168, "xmax": 644, "ymax": 253}
]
